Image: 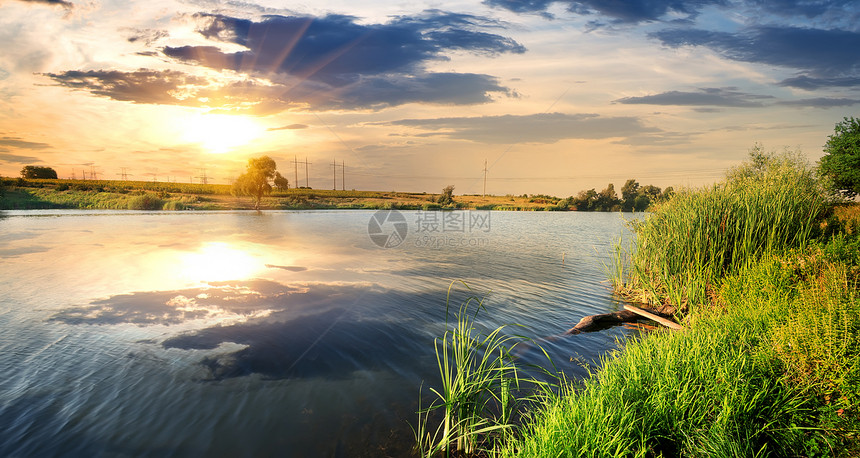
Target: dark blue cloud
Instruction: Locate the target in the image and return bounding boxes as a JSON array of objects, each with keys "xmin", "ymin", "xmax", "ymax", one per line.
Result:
[
  {"xmin": 166, "ymin": 12, "xmax": 524, "ymax": 86},
  {"xmin": 778, "ymin": 75, "xmax": 860, "ymax": 89},
  {"xmin": 614, "ymin": 87, "xmax": 774, "ymax": 107},
  {"xmin": 41, "ymin": 69, "xmax": 289, "ymax": 113},
  {"xmin": 746, "ymin": 0, "xmax": 858, "ymax": 19},
  {"xmin": 386, "ymin": 112, "xmax": 656, "ymax": 144},
  {"xmin": 484, "ymin": 0, "xmax": 726, "ymax": 23},
  {"xmin": 776, "ymin": 97, "xmax": 860, "ymax": 108},
  {"xmin": 651, "ymin": 26, "xmax": 860, "ymax": 76},
  {"xmin": 157, "ymin": 11, "xmax": 522, "ymax": 109}
]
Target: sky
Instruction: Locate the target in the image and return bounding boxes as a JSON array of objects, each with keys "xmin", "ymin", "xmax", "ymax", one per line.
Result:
[{"xmin": 0, "ymin": 0, "xmax": 858, "ymax": 196}]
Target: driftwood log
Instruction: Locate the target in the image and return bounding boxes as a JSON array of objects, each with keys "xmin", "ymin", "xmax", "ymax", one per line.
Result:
[{"xmin": 566, "ymin": 304, "xmax": 679, "ymax": 334}]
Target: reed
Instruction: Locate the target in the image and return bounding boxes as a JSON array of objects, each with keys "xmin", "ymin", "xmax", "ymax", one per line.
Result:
[
  {"xmin": 501, "ymin": 251, "xmax": 860, "ymax": 457},
  {"xmin": 414, "ymin": 282, "xmax": 556, "ymax": 457},
  {"xmin": 614, "ymin": 149, "xmax": 827, "ymax": 309}
]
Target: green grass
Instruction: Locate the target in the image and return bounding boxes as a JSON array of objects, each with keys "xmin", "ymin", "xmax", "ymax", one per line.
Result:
[
  {"xmin": 0, "ymin": 188, "xmax": 196, "ymax": 210},
  {"xmin": 415, "ymin": 283, "xmax": 556, "ymax": 457},
  {"xmin": 501, "ymin": 251, "xmax": 860, "ymax": 457},
  {"xmin": 614, "ymin": 150, "xmax": 827, "ymax": 310}
]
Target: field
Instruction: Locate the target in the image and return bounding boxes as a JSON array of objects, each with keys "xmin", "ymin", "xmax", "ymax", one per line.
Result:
[{"xmin": 0, "ymin": 178, "xmax": 571, "ymax": 211}]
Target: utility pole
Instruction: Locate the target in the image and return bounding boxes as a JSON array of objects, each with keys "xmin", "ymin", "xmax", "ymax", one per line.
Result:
[
  {"xmin": 291, "ymin": 156, "xmax": 299, "ymax": 188},
  {"xmin": 304, "ymin": 157, "xmax": 311, "ymax": 188},
  {"xmin": 482, "ymin": 159, "xmax": 488, "ymax": 197},
  {"xmin": 342, "ymin": 160, "xmax": 345, "ymax": 191},
  {"xmin": 331, "ymin": 160, "xmax": 345, "ymax": 191},
  {"xmin": 120, "ymin": 167, "xmax": 129, "ymax": 180},
  {"xmin": 90, "ymin": 165, "xmax": 98, "ymax": 181},
  {"xmin": 197, "ymin": 168, "xmax": 208, "ymax": 184}
]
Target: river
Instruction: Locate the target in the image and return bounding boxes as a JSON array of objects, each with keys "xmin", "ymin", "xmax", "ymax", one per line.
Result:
[{"xmin": 0, "ymin": 209, "xmax": 638, "ymax": 457}]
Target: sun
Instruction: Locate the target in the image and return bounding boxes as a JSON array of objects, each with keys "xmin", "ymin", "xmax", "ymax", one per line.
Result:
[{"xmin": 182, "ymin": 113, "xmax": 264, "ymax": 154}]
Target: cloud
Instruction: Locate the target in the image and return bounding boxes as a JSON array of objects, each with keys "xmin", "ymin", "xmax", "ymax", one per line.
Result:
[
  {"xmin": 651, "ymin": 26, "xmax": 860, "ymax": 76},
  {"xmin": 41, "ymin": 69, "xmax": 289, "ymax": 112},
  {"xmin": 166, "ymin": 12, "xmax": 523, "ymax": 82},
  {"xmin": 267, "ymin": 124, "xmax": 308, "ymax": 131},
  {"xmin": 126, "ymin": 28, "xmax": 169, "ymax": 46},
  {"xmin": 0, "ymin": 152, "xmax": 42, "ymax": 163},
  {"xmin": 386, "ymin": 112, "xmax": 656, "ymax": 144},
  {"xmin": 778, "ymin": 75, "xmax": 860, "ymax": 90},
  {"xmin": 744, "ymin": 0, "xmax": 858, "ymax": 19},
  {"xmin": 614, "ymin": 87, "xmax": 774, "ymax": 107},
  {"xmin": 483, "ymin": 0, "xmax": 726, "ymax": 23},
  {"xmin": 0, "ymin": 136, "xmax": 51, "ymax": 149},
  {"xmin": 776, "ymin": 97, "xmax": 860, "ymax": 108},
  {"xmin": 13, "ymin": 0, "xmax": 72, "ymax": 9},
  {"xmin": 158, "ymin": 11, "xmax": 521, "ymax": 109}
]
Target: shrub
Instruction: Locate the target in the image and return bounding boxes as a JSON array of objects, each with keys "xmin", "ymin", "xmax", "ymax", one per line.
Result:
[{"xmin": 127, "ymin": 194, "xmax": 164, "ymax": 210}]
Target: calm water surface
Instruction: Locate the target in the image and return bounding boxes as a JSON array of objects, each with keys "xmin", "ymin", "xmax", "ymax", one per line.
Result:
[{"xmin": 0, "ymin": 210, "xmax": 638, "ymax": 457}]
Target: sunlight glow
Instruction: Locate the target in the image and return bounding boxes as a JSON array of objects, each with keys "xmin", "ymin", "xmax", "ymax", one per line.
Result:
[
  {"xmin": 182, "ymin": 114, "xmax": 264, "ymax": 154},
  {"xmin": 179, "ymin": 242, "xmax": 262, "ymax": 282}
]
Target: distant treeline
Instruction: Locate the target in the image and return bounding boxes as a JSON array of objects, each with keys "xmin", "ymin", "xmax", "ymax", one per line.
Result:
[{"xmin": 523, "ymin": 179, "xmax": 673, "ymax": 212}]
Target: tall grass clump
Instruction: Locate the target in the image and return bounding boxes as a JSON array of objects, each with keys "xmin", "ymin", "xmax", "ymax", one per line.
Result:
[
  {"xmin": 415, "ymin": 283, "xmax": 554, "ymax": 457},
  {"xmin": 502, "ymin": 254, "xmax": 860, "ymax": 457},
  {"xmin": 126, "ymin": 193, "xmax": 164, "ymax": 210},
  {"xmin": 616, "ymin": 147, "xmax": 827, "ymax": 309}
]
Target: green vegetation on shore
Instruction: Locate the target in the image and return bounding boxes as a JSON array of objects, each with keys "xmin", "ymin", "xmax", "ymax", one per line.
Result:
[
  {"xmin": 0, "ymin": 177, "xmax": 657, "ymax": 211},
  {"xmin": 416, "ymin": 146, "xmax": 860, "ymax": 456}
]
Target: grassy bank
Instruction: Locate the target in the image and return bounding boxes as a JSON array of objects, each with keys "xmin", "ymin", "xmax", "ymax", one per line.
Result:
[
  {"xmin": 0, "ymin": 178, "xmax": 578, "ymax": 211},
  {"xmin": 499, "ymin": 152, "xmax": 859, "ymax": 457},
  {"xmin": 502, "ymin": 248, "xmax": 859, "ymax": 457},
  {"xmin": 416, "ymin": 151, "xmax": 860, "ymax": 457}
]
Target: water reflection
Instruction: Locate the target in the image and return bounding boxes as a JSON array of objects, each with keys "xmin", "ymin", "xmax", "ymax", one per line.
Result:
[
  {"xmin": 0, "ymin": 210, "xmax": 640, "ymax": 457},
  {"xmin": 177, "ymin": 242, "xmax": 263, "ymax": 283}
]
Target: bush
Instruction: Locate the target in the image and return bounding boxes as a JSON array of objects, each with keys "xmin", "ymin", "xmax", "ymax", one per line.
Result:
[
  {"xmin": 162, "ymin": 200, "xmax": 186, "ymax": 211},
  {"xmin": 127, "ymin": 194, "xmax": 164, "ymax": 210}
]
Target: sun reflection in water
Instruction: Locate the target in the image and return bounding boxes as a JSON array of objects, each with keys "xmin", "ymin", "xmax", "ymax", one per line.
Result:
[{"xmin": 179, "ymin": 242, "xmax": 262, "ymax": 283}]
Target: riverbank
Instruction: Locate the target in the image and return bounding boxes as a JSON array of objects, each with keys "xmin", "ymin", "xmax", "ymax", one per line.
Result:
[
  {"xmin": 413, "ymin": 151, "xmax": 860, "ymax": 457},
  {"xmin": 498, "ymin": 153, "xmax": 860, "ymax": 457},
  {"xmin": 0, "ymin": 178, "xmax": 572, "ymax": 211}
]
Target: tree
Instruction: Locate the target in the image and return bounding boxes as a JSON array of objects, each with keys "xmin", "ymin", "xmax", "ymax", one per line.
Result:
[
  {"xmin": 573, "ymin": 188, "xmax": 598, "ymax": 211},
  {"xmin": 596, "ymin": 183, "xmax": 620, "ymax": 211},
  {"xmin": 819, "ymin": 116, "xmax": 860, "ymax": 198},
  {"xmin": 620, "ymin": 179, "xmax": 639, "ymax": 212},
  {"xmin": 438, "ymin": 185, "xmax": 455, "ymax": 206},
  {"xmin": 273, "ymin": 172, "xmax": 289, "ymax": 191},
  {"xmin": 21, "ymin": 165, "xmax": 58, "ymax": 179},
  {"xmin": 232, "ymin": 156, "xmax": 278, "ymax": 209}
]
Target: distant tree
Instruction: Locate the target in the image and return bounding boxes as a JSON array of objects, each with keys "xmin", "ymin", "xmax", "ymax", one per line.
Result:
[
  {"xmin": 273, "ymin": 172, "xmax": 289, "ymax": 191},
  {"xmin": 232, "ymin": 156, "xmax": 278, "ymax": 210},
  {"xmin": 438, "ymin": 185, "xmax": 455, "ymax": 205},
  {"xmin": 819, "ymin": 116, "xmax": 860, "ymax": 198},
  {"xmin": 21, "ymin": 165, "xmax": 58, "ymax": 179},
  {"xmin": 621, "ymin": 179, "xmax": 639, "ymax": 211},
  {"xmin": 596, "ymin": 183, "xmax": 620, "ymax": 211},
  {"xmin": 640, "ymin": 184, "xmax": 662, "ymax": 201},
  {"xmin": 573, "ymin": 188, "xmax": 598, "ymax": 211},
  {"xmin": 633, "ymin": 194, "xmax": 650, "ymax": 212}
]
